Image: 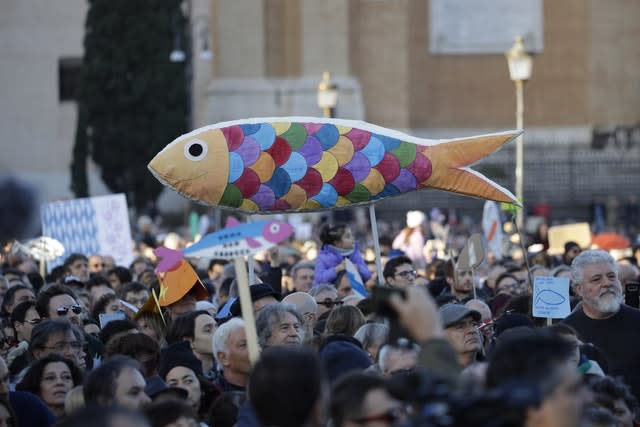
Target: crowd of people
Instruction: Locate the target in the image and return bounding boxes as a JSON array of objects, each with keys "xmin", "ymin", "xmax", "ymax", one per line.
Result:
[{"xmin": 0, "ymin": 206, "xmax": 639, "ymax": 427}]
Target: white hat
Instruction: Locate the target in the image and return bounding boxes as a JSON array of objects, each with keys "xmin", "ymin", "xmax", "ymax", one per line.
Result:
[{"xmin": 406, "ymin": 210, "xmax": 425, "ymax": 228}]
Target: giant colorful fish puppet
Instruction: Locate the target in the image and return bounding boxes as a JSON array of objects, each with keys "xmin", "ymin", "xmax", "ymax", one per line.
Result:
[
  {"xmin": 148, "ymin": 117, "xmax": 520, "ymax": 213},
  {"xmin": 154, "ymin": 217, "xmax": 293, "ymax": 272}
]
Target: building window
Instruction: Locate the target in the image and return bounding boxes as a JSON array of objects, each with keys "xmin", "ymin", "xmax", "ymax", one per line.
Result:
[{"xmin": 59, "ymin": 57, "xmax": 82, "ymax": 102}]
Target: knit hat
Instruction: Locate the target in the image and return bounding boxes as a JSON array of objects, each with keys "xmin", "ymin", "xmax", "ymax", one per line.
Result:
[
  {"xmin": 406, "ymin": 210, "xmax": 426, "ymax": 228},
  {"xmin": 493, "ymin": 312, "xmax": 534, "ymax": 338},
  {"xmin": 439, "ymin": 303, "xmax": 481, "ymax": 329},
  {"xmin": 318, "ymin": 335, "xmax": 371, "ymax": 383},
  {"xmin": 229, "ymin": 283, "xmax": 282, "ymax": 317},
  {"xmin": 145, "ymin": 374, "xmax": 188, "ymax": 400},
  {"xmin": 158, "ymin": 340, "xmax": 203, "ymax": 379}
]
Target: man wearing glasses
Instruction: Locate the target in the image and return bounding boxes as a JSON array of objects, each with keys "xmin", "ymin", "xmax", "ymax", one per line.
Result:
[
  {"xmin": 330, "ymin": 371, "xmax": 407, "ymax": 427},
  {"xmin": 7, "ymin": 301, "xmax": 41, "ymax": 377},
  {"xmin": 29, "ymin": 319, "xmax": 87, "ymax": 370},
  {"xmin": 439, "ymin": 303, "xmax": 482, "ymax": 368},
  {"xmin": 309, "ymin": 284, "xmax": 342, "ymax": 318},
  {"xmin": 382, "ymin": 256, "xmax": 417, "ymax": 289},
  {"xmin": 35, "ymin": 284, "xmax": 103, "ymax": 368}
]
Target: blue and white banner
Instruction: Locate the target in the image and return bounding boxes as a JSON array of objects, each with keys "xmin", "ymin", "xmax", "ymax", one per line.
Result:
[
  {"xmin": 345, "ymin": 259, "xmax": 368, "ymax": 298},
  {"xmin": 41, "ymin": 194, "xmax": 133, "ymax": 271}
]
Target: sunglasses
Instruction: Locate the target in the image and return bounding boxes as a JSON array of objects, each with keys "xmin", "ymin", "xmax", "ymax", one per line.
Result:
[
  {"xmin": 395, "ymin": 270, "xmax": 417, "ymax": 278},
  {"xmin": 316, "ymin": 299, "xmax": 344, "ymax": 308},
  {"xmin": 56, "ymin": 305, "xmax": 83, "ymax": 316}
]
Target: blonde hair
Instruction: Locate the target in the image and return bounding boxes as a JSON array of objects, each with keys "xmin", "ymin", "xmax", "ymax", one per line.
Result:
[{"xmin": 64, "ymin": 385, "xmax": 85, "ymax": 415}]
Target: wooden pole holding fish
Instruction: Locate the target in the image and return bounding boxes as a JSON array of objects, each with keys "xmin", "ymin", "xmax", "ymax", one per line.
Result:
[
  {"xmin": 153, "ymin": 218, "xmax": 293, "ymax": 366},
  {"xmin": 234, "ymin": 257, "xmax": 261, "ymax": 364},
  {"xmin": 368, "ymin": 205, "xmax": 385, "ymax": 286}
]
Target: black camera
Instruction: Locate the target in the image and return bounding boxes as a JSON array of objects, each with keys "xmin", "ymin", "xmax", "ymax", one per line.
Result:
[
  {"xmin": 625, "ymin": 282, "xmax": 640, "ymax": 309},
  {"xmin": 370, "ymin": 286, "xmax": 406, "ymax": 319}
]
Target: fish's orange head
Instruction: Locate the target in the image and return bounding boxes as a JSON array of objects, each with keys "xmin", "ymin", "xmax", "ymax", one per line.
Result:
[{"xmin": 148, "ymin": 128, "xmax": 229, "ymax": 205}]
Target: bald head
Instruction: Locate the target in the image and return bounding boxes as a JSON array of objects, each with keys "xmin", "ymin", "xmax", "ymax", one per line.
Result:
[
  {"xmin": 283, "ymin": 292, "xmax": 317, "ymax": 316},
  {"xmin": 617, "ymin": 263, "xmax": 639, "ymax": 285}
]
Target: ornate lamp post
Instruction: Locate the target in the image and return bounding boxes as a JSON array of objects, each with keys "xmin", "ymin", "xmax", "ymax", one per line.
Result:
[
  {"xmin": 316, "ymin": 71, "xmax": 338, "ymax": 118},
  {"xmin": 505, "ymin": 36, "xmax": 533, "ymax": 230}
]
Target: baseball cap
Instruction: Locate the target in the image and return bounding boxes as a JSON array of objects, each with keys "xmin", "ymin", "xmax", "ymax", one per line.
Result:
[{"xmin": 439, "ymin": 303, "xmax": 481, "ymax": 328}]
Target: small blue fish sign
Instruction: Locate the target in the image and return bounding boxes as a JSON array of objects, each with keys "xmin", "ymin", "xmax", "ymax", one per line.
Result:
[{"xmin": 532, "ymin": 276, "xmax": 571, "ymax": 318}]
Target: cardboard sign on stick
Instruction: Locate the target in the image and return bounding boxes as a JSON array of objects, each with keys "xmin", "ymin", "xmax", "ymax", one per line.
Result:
[
  {"xmin": 457, "ymin": 234, "xmax": 486, "ymax": 271},
  {"xmin": 547, "ymin": 223, "xmax": 591, "ymax": 255}
]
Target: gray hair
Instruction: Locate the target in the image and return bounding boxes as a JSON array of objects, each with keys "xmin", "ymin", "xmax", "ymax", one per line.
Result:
[
  {"xmin": 378, "ymin": 340, "xmax": 419, "ymax": 374},
  {"xmin": 354, "ymin": 322, "xmax": 388, "ymax": 351},
  {"xmin": 255, "ymin": 303, "xmax": 304, "ymax": 348},
  {"xmin": 571, "ymin": 250, "xmax": 616, "ymax": 285},
  {"xmin": 290, "ymin": 262, "xmax": 315, "ymax": 279},
  {"xmin": 308, "ymin": 284, "xmax": 337, "ymax": 297},
  {"xmin": 212, "ymin": 317, "xmax": 245, "ymax": 369}
]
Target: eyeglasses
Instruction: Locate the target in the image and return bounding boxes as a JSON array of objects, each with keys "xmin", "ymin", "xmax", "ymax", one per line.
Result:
[
  {"xmin": 42, "ymin": 341, "xmax": 83, "ymax": 352},
  {"xmin": 451, "ymin": 320, "xmax": 482, "ymax": 332},
  {"xmin": 351, "ymin": 406, "xmax": 406, "ymax": 424},
  {"xmin": 315, "ymin": 298, "xmax": 344, "ymax": 308},
  {"xmin": 395, "ymin": 270, "xmax": 417, "ymax": 278},
  {"xmin": 56, "ymin": 305, "xmax": 83, "ymax": 316}
]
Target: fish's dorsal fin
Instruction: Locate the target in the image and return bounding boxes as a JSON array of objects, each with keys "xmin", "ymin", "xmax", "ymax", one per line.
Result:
[{"xmin": 225, "ymin": 217, "xmax": 241, "ymax": 227}]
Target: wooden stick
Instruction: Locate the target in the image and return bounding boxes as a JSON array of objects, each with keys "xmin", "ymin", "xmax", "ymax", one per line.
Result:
[
  {"xmin": 234, "ymin": 257, "xmax": 261, "ymax": 364},
  {"xmin": 368, "ymin": 205, "xmax": 384, "ymax": 287}
]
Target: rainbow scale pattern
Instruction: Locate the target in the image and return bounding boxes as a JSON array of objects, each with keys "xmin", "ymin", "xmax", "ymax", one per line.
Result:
[{"xmin": 218, "ymin": 122, "xmax": 433, "ymax": 212}]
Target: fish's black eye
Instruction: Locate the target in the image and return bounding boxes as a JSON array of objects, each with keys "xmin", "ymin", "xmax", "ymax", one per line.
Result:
[{"xmin": 184, "ymin": 139, "xmax": 208, "ymax": 161}]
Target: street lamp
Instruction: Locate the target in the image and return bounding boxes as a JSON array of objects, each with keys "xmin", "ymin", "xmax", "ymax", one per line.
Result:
[
  {"xmin": 505, "ymin": 36, "xmax": 533, "ymax": 230},
  {"xmin": 169, "ymin": 12, "xmax": 212, "ymax": 130},
  {"xmin": 316, "ymin": 71, "xmax": 338, "ymax": 118}
]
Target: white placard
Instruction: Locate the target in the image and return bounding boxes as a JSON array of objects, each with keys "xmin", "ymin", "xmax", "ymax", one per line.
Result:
[
  {"xmin": 41, "ymin": 194, "xmax": 134, "ymax": 271},
  {"xmin": 532, "ymin": 276, "xmax": 571, "ymax": 319},
  {"xmin": 482, "ymin": 201, "xmax": 503, "ymax": 260}
]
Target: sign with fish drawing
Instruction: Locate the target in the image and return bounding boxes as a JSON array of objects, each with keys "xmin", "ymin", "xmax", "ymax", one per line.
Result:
[
  {"xmin": 148, "ymin": 117, "xmax": 521, "ymax": 214},
  {"xmin": 532, "ymin": 276, "xmax": 571, "ymax": 319}
]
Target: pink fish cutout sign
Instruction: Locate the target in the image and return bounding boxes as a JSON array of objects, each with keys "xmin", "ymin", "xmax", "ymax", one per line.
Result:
[
  {"xmin": 154, "ymin": 217, "xmax": 293, "ymax": 272},
  {"xmin": 148, "ymin": 117, "xmax": 521, "ymax": 213}
]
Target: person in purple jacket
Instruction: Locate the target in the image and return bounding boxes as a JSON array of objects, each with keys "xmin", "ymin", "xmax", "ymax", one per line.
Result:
[{"xmin": 313, "ymin": 224, "xmax": 371, "ymax": 297}]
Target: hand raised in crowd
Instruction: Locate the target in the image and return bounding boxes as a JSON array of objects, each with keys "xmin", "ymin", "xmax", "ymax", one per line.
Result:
[
  {"xmin": 388, "ymin": 286, "xmax": 443, "ymax": 343},
  {"xmin": 267, "ymin": 246, "xmax": 283, "ymax": 267}
]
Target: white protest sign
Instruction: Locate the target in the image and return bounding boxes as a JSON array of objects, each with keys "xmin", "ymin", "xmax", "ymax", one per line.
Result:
[
  {"xmin": 532, "ymin": 276, "xmax": 571, "ymax": 318},
  {"xmin": 482, "ymin": 201, "xmax": 503, "ymax": 260},
  {"xmin": 41, "ymin": 194, "xmax": 134, "ymax": 271}
]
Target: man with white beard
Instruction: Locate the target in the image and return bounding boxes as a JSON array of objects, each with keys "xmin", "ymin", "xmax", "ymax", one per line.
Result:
[{"xmin": 564, "ymin": 249, "xmax": 640, "ymax": 399}]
